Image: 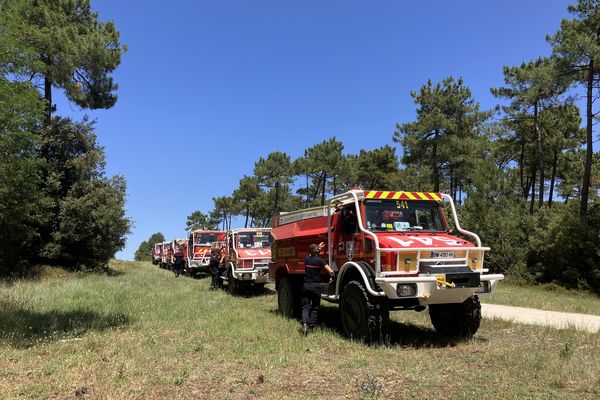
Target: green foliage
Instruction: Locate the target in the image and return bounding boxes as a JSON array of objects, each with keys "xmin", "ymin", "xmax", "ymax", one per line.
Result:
[
  {"xmin": 134, "ymin": 232, "xmax": 165, "ymax": 262},
  {"xmin": 0, "ymin": 0, "xmax": 128, "ymax": 275},
  {"xmin": 548, "ymin": 0, "xmax": 600, "ymax": 219},
  {"xmin": 5, "ymin": 0, "xmax": 126, "ymax": 120},
  {"xmin": 232, "ymin": 176, "xmax": 261, "ymax": 227},
  {"xmin": 0, "ymin": 33, "xmax": 46, "ymax": 274},
  {"xmin": 210, "ymin": 196, "xmax": 236, "ymax": 231},
  {"xmin": 254, "ymin": 151, "xmax": 293, "ymax": 216},
  {"xmin": 394, "ymin": 76, "xmax": 490, "ymax": 193},
  {"xmin": 0, "ymin": 130, "xmax": 46, "ymax": 275},
  {"xmin": 49, "ymin": 177, "xmax": 130, "ymax": 269},
  {"xmin": 461, "ymin": 160, "xmax": 532, "ymax": 277},
  {"xmin": 351, "ymin": 145, "xmax": 399, "ymax": 190},
  {"xmin": 528, "ymin": 202, "xmax": 600, "ymax": 292},
  {"xmin": 34, "ymin": 118, "xmax": 130, "ymax": 269},
  {"xmin": 294, "ymin": 137, "xmax": 348, "ymax": 205},
  {"xmin": 185, "ymin": 210, "xmax": 218, "ymax": 231}
]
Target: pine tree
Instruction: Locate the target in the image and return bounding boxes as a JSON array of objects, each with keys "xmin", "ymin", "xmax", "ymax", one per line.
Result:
[{"xmin": 548, "ymin": 0, "xmax": 600, "ymax": 219}]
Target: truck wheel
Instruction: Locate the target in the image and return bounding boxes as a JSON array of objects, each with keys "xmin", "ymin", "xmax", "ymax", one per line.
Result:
[
  {"xmin": 340, "ymin": 280, "xmax": 389, "ymax": 344},
  {"xmin": 227, "ymin": 268, "xmax": 238, "ymax": 294},
  {"xmin": 429, "ymin": 296, "xmax": 481, "ymax": 339},
  {"xmin": 277, "ymin": 276, "xmax": 301, "ymax": 318}
]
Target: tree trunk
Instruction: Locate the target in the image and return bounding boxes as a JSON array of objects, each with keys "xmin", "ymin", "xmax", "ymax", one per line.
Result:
[
  {"xmin": 548, "ymin": 150, "xmax": 558, "ymax": 208},
  {"xmin": 449, "ymin": 169, "xmax": 454, "ymax": 199},
  {"xmin": 43, "ymin": 55, "xmax": 53, "ymax": 126},
  {"xmin": 529, "ymin": 165, "xmax": 537, "ymax": 215},
  {"xmin": 244, "ymin": 205, "xmax": 249, "ymax": 228},
  {"xmin": 273, "ymin": 181, "xmax": 280, "ymax": 216},
  {"xmin": 519, "ymin": 139, "xmax": 525, "ymax": 197},
  {"xmin": 580, "ymin": 60, "xmax": 594, "ymax": 221},
  {"xmin": 432, "ymin": 131, "xmax": 440, "ymax": 192},
  {"xmin": 311, "ymin": 174, "xmax": 320, "ymax": 202},
  {"xmin": 535, "ymin": 100, "xmax": 545, "ymax": 208},
  {"xmin": 305, "ymin": 175, "xmax": 309, "ymax": 205},
  {"xmin": 321, "ymin": 172, "xmax": 326, "ymax": 206}
]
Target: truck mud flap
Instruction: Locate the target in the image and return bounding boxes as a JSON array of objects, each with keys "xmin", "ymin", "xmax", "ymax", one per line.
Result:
[{"xmin": 446, "ymin": 273, "xmax": 480, "ymax": 288}]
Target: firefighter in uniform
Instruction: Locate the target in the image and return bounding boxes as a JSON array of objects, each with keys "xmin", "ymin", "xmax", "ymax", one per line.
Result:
[
  {"xmin": 209, "ymin": 247, "xmax": 225, "ymax": 290},
  {"xmin": 173, "ymin": 242, "xmax": 185, "ymax": 277},
  {"xmin": 302, "ymin": 242, "xmax": 335, "ymax": 335}
]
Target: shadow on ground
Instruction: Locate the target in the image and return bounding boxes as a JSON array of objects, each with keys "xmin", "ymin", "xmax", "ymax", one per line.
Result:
[
  {"xmin": 273, "ymin": 305, "xmax": 480, "ymax": 348},
  {"xmin": 0, "ymin": 299, "xmax": 130, "ymax": 348},
  {"xmin": 223, "ymin": 284, "xmax": 276, "ymax": 298}
]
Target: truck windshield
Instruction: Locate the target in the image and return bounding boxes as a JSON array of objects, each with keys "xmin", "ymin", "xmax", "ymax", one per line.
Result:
[
  {"xmin": 364, "ymin": 199, "xmax": 447, "ymax": 232},
  {"xmin": 194, "ymin": 233, "xmax": 218, "ymax": 245},
  {"xmin": 236, "ymin": 231, "xmax": 273, "ymax": 248}
]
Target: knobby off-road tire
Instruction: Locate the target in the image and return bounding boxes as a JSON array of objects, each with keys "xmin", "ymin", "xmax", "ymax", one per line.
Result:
[
  {"xmin": 277, "ymin": 276, "xmax": 301, "ymax": 318},
  {"xmin": 429, "ymin": 296, "xmax": 482, "ymax": 339},
  {"xmin": 340, "ymin": 280, "xmax": 389, "ymax": 344}
]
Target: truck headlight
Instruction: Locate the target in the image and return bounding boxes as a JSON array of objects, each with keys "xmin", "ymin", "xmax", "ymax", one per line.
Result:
[{"xmin": 396, "ymin": 283, "xmax": 417, "ymax": 297}]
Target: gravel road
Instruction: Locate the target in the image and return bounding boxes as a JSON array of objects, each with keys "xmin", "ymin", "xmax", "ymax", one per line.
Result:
[{"xmin": 481, "ymin": 303, "xmax": 600, "ymax": 333}]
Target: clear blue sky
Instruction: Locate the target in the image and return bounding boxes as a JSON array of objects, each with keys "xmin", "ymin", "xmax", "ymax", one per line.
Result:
[{"xmin": 54, "ymin": 0, "xmax": 573, "ymax": 260}]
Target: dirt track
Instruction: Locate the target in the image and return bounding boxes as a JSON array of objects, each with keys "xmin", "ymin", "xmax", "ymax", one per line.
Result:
[{"xmin": 482, "ymin": 303, "xmax": 600, "ymax": 333}]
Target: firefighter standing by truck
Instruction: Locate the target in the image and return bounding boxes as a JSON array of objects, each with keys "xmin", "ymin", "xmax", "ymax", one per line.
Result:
[
  {"xmin": 173, "ymin": 241, "xmax": 185, "ymax": 277},
  {"xmin": 302, "ymin": 242, "xmax": 335, "ymax": 335},
  {"xmin": 209, "ymin": 247, "xmax": 225, "ymax": 290}
]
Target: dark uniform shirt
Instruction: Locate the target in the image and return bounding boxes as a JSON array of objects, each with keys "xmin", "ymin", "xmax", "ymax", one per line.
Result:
[
  {"xmin": 304, "ymin": 255, "xmax": 326, "ymax": 284},
  {"xmin": 209, "ymin": 255, "xmax": 220, "ymax": 269}
]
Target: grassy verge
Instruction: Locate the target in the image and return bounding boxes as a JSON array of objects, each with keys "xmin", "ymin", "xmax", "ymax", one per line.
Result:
[
  {"xmin": 1, "ymin": 261, "xmax": 599, "ymax": 399},
  {"xmin": 480, "ymin": 278, "xmax": 600, "ymax": 316}
]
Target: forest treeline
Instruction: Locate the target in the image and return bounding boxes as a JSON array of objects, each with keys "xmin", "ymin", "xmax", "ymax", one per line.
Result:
[
  {"xmin": 0, "ymin": 0, "xmax": 129, "ymax": 275},
  {"xmin": 178, "ymin": 1, "xmax": 600, "ymax": 292}
]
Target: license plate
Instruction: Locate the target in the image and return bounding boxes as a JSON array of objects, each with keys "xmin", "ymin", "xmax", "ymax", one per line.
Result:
[{"xmin": 431, "ymin": 251, "xmax": 455, "ymax": 258}]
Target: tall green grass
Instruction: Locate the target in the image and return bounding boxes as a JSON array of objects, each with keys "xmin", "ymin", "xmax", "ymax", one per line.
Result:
[{"xmin": 1, "ymin": 261, "xmax": 599, "ymax": 399}]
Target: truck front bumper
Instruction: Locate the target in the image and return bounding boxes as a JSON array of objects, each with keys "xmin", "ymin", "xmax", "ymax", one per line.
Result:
[
  {"xmin": 233, "ymin": 267, "xmax": 270, "ymax": 284},
  {"xmin": 189, "ymin": 259, "xmax": 210, "ymax": 270},
  {"xmin": 374, "ymin": 273, "xmax": 504, "ymax": 305}
]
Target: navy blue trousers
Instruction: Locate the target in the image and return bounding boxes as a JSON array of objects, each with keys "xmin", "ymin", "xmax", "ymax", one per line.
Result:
[{"xmin": 302, "ymin": 283, "xmax": 321, "ymax": 328}]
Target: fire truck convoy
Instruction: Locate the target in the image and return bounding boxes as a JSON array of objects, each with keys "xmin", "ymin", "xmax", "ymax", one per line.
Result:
[
  {"xmin": 220, "ymin": 228, "xmax": 272, "ymax": 293},
  {"xmin": 186, "ymin": 230, "xmax": 226, "ymax": 276},
  {"xmin": 270, "ymin": 189, "xmax": 504, "ymax": 341}
]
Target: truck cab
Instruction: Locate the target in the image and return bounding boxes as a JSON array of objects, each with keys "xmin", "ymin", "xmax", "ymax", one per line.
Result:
[
  {"xmin": 186, "ymin": 230, "xmax": 226, "ymax": 276},
  {"xmin": 152, "ymin": 243, "xmax": 162, "ymax": 265},
  {"xmin": 270, "ymin": 189, "xmax": 504, "ymax": 342},
  {"xmin": 160, "ymin": 240, "xmax": 172, "ymax": 269},
  {"xmin": 221, "ymin": 228, "xmax": 272, "ymax": 293}
]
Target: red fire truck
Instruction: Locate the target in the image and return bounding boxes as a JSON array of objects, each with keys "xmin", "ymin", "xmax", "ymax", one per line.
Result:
[
  {"xmin": 270, "ymin": 189, "xmax": 504, "ymax": 342},
  {"xmin": 221, "ymin": 228, "xmax": 272, "ymax": 293},
  {"xmin": 160, "ymin": 240, "xmax": 171, "ymax": 269},
  {"xmin": 152, "ymin": 243, "xmax": 162, "ymax": 265},
  {"xmin": 185, "ymin": 230, "xmax": 226, "ymax": 276}
]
